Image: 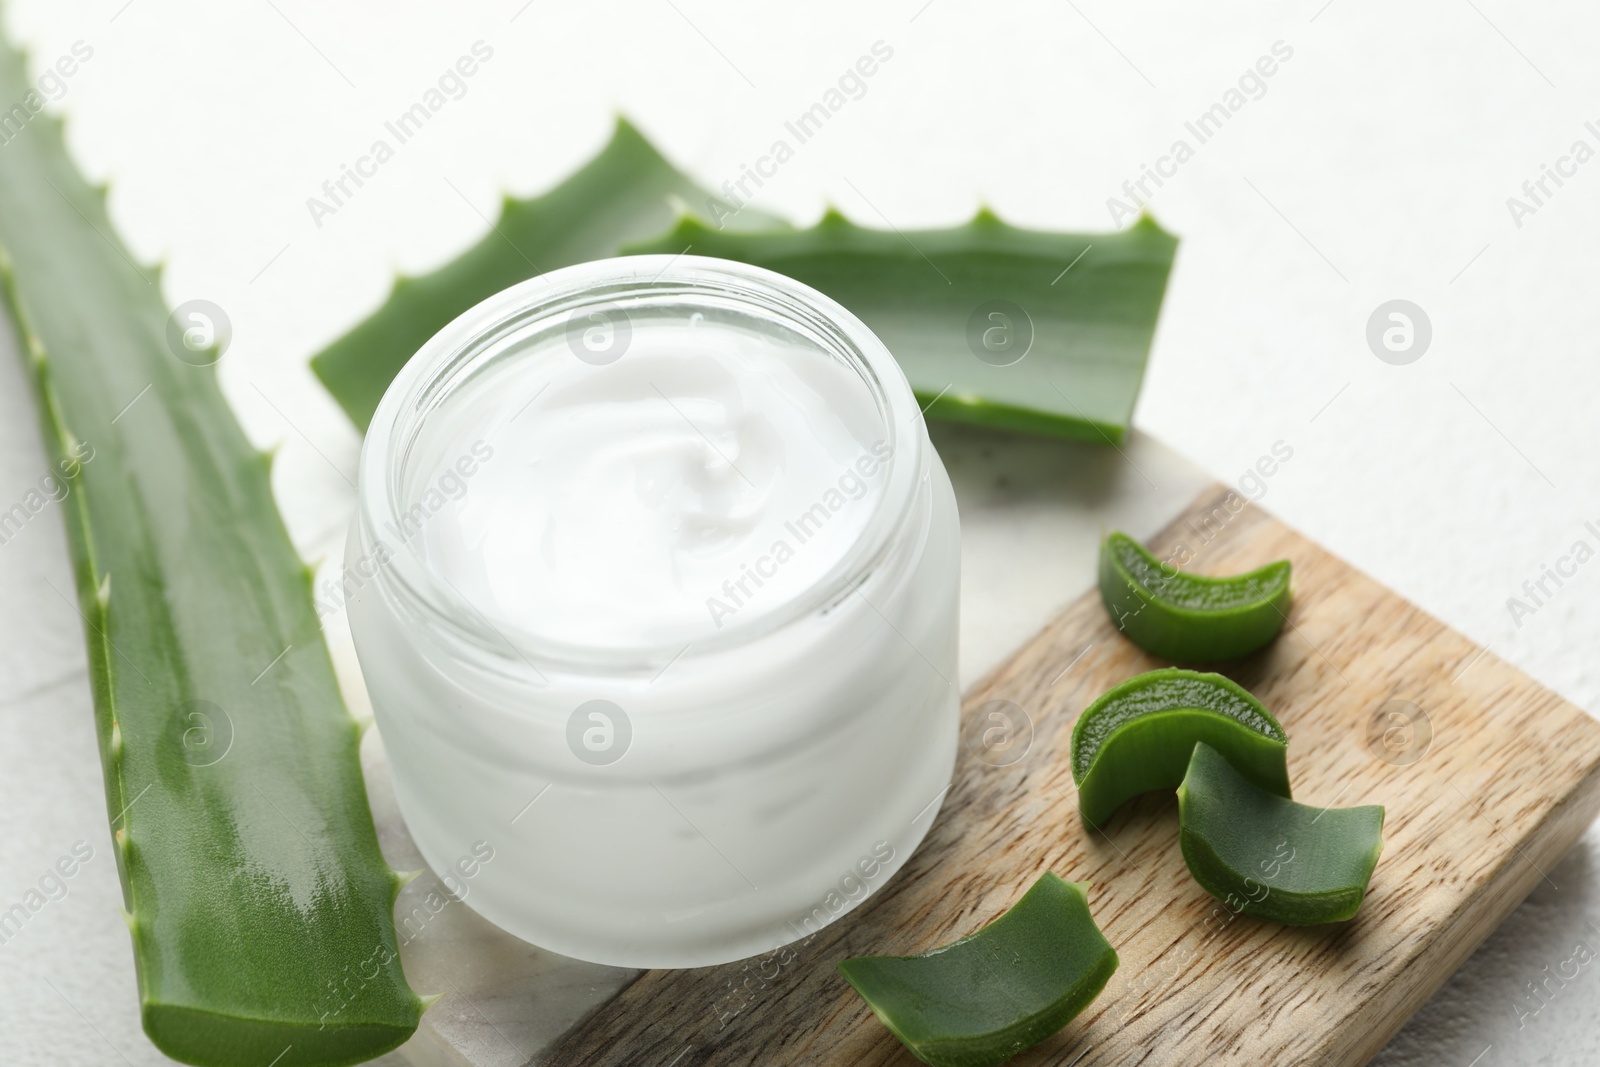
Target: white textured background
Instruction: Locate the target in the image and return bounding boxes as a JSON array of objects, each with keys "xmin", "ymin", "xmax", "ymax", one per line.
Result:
[{"xmin": 1, "ymin": 0, "xmax": 1597, "ymax": 1064}]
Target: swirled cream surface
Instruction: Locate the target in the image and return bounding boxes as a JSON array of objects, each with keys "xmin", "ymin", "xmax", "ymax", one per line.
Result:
[{"xmin": 408, "ymin": 318, "xmax": 890, "ymax": 648}]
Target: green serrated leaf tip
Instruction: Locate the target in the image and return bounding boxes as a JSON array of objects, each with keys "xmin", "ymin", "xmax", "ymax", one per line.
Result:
[
  {"xmin": 609, "ymin": 113, "xmax": 653, "ymax": 149},
  {"xmin": 1132, "ymin": 209, "xmax": 1174, "ymax": 238},
  {"xmin": 971, "ymin": 205, "xmax": 1003, "ymax": 227}
]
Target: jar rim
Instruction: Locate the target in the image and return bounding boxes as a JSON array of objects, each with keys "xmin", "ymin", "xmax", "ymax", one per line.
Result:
[{"xmin": 354, "ymin": 254, "xmax": 928, "ymax": 674}]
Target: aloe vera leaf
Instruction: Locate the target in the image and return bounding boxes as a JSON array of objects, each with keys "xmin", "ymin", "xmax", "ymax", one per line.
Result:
[
  {"xmin": 1099, "ymin": 531, "xmax": 1292, "ymax": 662},
  {"xmin": 1070, "ymin": 668, "xmax": 1289, "ymax": 829},
  {"xmin": 1178, "ymin": 743, "xmax": 1384, "ymax": 925},
  {"xmin": 0, "ymin": 33, "xmax": 421, "ymax": 1067},
  {"xmin": 626, "ymin": 209, "xmax": 1177, "ymax": 444},
  {"xmin": 310, "ymin": 117, "xmax": 786, "ymax": 429},
  {"xmin": 839, "ymin": 873, "xmax": 1117, "ymax": 1067}
]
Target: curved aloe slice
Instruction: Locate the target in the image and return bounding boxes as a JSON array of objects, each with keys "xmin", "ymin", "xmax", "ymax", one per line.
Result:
[
  {"xmin": 1099, "ymin": 531, "xmax": 1291, "ymax": 661},
  {"xmin": 839, "ymin": 873, "xmax": 1117, "ymax": 1067},
  {"xmin": 310, "ymin": 117, "xmax": 785, "ymax": 430},
  {"xmin": 0, "ymin": 31, "xmax": 421, "ymax": 1066},
  {"xmin": 1071, "ymin": 668, "xmax": 1289, "ymax": 829},
  {"xmin": 1179, "ymin": 743, "xmax": 1384, "ymax": 925},
  {"xmin": 627, "ymin": 209, "xmax": 1177, "ymax": 444}
]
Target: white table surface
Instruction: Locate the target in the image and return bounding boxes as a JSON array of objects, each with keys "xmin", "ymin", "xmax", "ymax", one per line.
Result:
[{"xmin": 3, "ymin": 1, "xmax": 1598, "ymax": 1064}]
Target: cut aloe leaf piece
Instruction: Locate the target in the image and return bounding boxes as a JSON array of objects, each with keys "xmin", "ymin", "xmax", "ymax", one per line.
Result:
[
  {"xmin": 310, "ymin": 117, "xmax": 1178, "ymax": 444},
  {"xmin": 1099, "ymin": 531, "xmax": 1292, "ymax": 662},
  {"xmin": 0, "ymin": 29, "xmax": 421, "ymax": 1066},
  {"xmin": 311, "ymin": 117, "xmax": 786, "ymax": 430},
  {"xmin": 626, "ymin": 209, "xmax": 1177, "ymax": 445},
  {"xmin": 839, "ymin": 872, "xmax": 1117, "ymax": 1067},
  {"xmin": 1179, "ymin": 743, "xmax": 1384, "ymax": 925},
  {"xmin": 1070, "ymin": 668, "xmax": 1289, "ymax": 829}
]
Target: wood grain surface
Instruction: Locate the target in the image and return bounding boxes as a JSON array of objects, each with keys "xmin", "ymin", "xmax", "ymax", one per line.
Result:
[{"xmin": 543, "ymin": 486, "xmax": 1600, "ymax": 1066}]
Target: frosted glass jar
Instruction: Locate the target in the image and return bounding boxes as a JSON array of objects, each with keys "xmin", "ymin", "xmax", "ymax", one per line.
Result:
[{"xmin": 347, "ymin": 255, "xmax": 959, "ymax": 968}]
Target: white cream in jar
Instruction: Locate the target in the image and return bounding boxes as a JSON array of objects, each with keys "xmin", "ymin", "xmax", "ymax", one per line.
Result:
[
  {"xmin": 417, "ymin": 319, "xmax": 890, "ymax": 647},
  {"xmin": 348, "ymin": 256, "xmax": 959, "ymax": 968}
]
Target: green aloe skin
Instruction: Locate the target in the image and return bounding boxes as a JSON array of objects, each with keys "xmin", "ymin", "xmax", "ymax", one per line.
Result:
[
  {"xmin": 1178, "ymin": 743, "xmax": 1384, "ymax": 925},
  {"xmin": 310, "ymin": 119, "xmax": 1177, "ymax": 446},
  {"xmin": 310, "ymin": 117, "xmax": 785, "ymax": 430},
  {"xmin": 0, "ymin": 30, "xmax": 422, "ymax": 1067},
  {"xmin": 839, "ymin": 873, "xmax": 1117, "ymax": 1067},
  {"xmin": 626, "ymin": 210, "xmax": 1176, "ymax": 445},
  {"xmin": 1099, "ymin": 531, "xmax": 1292, "ymax": 662},
  {"xmin": 1070, "ymin": 668, "xmax": 1290, "ymax": 830}
]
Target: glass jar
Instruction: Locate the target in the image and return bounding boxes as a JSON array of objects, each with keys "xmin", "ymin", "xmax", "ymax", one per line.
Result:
[{"xmin": 347, "ymin": 255, "xmax": 959, "ymax": 968}]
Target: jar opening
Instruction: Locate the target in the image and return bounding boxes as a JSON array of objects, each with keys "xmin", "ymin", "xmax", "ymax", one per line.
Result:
[{"xmin": 356, "ymin": 255, "xmax": 926, "ymax": 671}]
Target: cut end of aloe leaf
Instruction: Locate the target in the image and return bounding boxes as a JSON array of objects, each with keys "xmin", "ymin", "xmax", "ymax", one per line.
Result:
[
  {"xmin": 839, "ymin": 872, "xmax": 1117, "ymax": 1067},
  {"xmin": 1099, "ymin": 531, "xmax": 1292, "ymax": 662},
  {"xmin": 1178, "ymin": 743, "xmax": 1384, "ymax": 926},
  {"xmin": 144, "ymin": 1004, "xmax": 420, "ymax": 1067},
  {"xmin": 1070, "ymin": 668, "xmax": 1289, "ymax": 829}
]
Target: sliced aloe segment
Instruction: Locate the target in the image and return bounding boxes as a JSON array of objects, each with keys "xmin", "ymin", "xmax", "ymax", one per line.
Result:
[
  {"xmin": 310, "ymin": 119, "xmax": 1176, "ymax": 445},
  {"xmin": 839, "ymin": 873, "xmax": 1117, "ymax": 1067},
  {"xmin": 0, "ymin": 29, "xmax": 420, "ymax": 1066},
  {"xmin": 1099, "ymin": 531, "xmax": 1292, "ymax": 662},
  {"xmin": 1179, "ymin": 743, "xmax": 1384, "ymax": 925},
  {"xmin": 310, "ymin": 118, "xmax": 785, "ymax": 429},
  {"xmin": 627, "ymin": 210, "xmax": 1177, "ymax": 444},
  {"xmin": 1071, "ymin": 668, "xmax": 1289, "ymax": 829}
]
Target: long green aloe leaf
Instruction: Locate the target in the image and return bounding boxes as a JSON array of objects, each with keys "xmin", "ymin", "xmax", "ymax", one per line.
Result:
[
  {"xmin": 0, "ymin": 31, "xmax": 421, "ymax": 1067},
  {"xmin": 310, "ymin": 122, "xmax": 1177, "ymax": 445},
  {"xmin": 627, "ymin": 209, "xmax": 1176, "ymax": 444},
  {"xmin": 310, "ymin": 117, "xmax": 785, "ymax": 430}
]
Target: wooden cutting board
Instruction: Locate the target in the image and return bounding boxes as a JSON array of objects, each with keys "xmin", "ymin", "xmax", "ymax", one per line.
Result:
[{"xmin": 542, "ymin": 486, "xmax": 1600, "ymax": 1066}]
